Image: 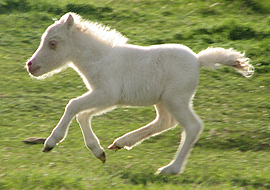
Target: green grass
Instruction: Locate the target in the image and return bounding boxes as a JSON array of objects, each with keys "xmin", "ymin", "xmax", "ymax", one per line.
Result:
[{"xmin": 0, "ymin": 0, "xmax": 270, "ymax": 189}]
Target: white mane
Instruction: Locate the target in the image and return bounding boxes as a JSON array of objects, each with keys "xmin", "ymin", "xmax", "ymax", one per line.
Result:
[{"xmin": 59, "ymin": 13, "xmax": 128, "ymax": 46}]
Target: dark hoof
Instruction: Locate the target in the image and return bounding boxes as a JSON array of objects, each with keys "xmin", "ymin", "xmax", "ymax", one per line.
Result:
[
  {"xmin": 22, "ymin": 137, "xmax": 46, "ymax": 144},
  {"xmin": 98, "ymin": 152, "xmax": 106, "ymax": 164},
  {"xmin": 42, "ymin": 147, "xmax": 54, "ymax": 152}
]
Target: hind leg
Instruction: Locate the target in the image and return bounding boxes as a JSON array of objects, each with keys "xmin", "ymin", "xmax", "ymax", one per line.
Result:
[
  {"xmin": 108, "ymin": 103, "xmax": 178, "ymax": 150},
  {"xmin": 156, "ymin": 96, "xmax": 203, "ymax": 174}
]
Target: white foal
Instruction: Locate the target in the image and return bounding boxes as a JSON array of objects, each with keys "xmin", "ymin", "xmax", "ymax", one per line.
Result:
[{"xmin": 26, "ymin": 13, "xmax": 254, "ymax": 174}]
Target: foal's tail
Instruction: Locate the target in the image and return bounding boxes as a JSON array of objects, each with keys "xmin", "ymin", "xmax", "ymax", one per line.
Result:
[{"xmin": 197, "ymin": 47, "xmax": 254, "ymax": 77}]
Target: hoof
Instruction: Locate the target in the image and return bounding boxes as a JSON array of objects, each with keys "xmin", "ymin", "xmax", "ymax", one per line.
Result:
[
  {"xmin": 155, "ymin": 169, "xmax": 174, "ymax": 175},
  {"xmin": 108, "ymin": 143, "xmax": 122, "ymax": 151},
  {"xmin": 98, "ymin": 152, "xmax": 106, "ymax": 164},
  {"xmin": 42, "ymin": 146, "xmax": 54, "ymax": 152},
  {"xmin": 155, "ymin": 165, "xmax": 181, "ymax": 175},
  {"xmin": 155, "ymin": 169, "xmax": 162, "ymax": 175},
  {"xmin": 22, "ymin": 137, "xmax": 46, "ymax": 144},
  {"xmin": 155, "ymin": 168, "xmax": 170, "ymax": 175}
]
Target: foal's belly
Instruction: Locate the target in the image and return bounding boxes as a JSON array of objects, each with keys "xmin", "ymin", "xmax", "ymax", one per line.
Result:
[{"xmin": 118, "ymin": 87, "xmax": 162, "ymax": 107}]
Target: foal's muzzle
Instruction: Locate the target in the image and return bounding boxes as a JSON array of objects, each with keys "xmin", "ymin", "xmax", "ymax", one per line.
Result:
[{"xmin": 27, "ymin": 60, "xmax": 41, "ymax": 75}]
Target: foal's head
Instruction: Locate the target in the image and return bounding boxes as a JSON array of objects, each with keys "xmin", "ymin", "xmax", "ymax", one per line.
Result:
[{"xmin": 26, "ymin": 14, "xmax": 75, "ymax": 78}]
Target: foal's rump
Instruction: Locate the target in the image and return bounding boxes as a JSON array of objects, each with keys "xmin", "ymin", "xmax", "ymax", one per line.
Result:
[{"xmin": 113, "ymin": 43, "xmax": 255, "ymax": 108}]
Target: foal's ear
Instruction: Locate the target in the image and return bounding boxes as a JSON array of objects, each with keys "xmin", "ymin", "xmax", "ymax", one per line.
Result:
[{"xmin": 65, "ymin": 14, "xmax": 74, "ymax": 30}]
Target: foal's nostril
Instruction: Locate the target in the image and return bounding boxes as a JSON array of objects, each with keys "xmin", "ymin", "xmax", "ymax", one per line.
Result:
[{"xmin": 27, "ymin": 61, "xmax": 32, "ymax": 67}]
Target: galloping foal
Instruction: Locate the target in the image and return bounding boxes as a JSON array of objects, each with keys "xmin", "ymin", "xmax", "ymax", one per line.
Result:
[{"xmin": 26, "ymin": 13, "xmax": 254, "ymax": 174}]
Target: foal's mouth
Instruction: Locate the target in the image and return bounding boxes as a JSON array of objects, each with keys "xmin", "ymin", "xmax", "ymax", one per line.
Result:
[{"xmin": 29, "ymin": 66, "xmax": 41, "ymax": 75}]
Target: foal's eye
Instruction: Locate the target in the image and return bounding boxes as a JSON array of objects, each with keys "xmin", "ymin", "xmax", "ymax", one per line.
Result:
[{"xmin": 49, "ymin": 40, "xmax": 57, "ymax": 50}]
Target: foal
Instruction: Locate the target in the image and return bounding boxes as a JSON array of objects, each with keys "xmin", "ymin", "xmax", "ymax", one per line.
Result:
[{"xmin": 26, "ymin": 13, "xmax": 254, "ymax": 174}]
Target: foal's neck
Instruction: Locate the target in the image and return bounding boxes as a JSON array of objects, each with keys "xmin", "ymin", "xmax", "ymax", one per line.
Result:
[
  {"xmin": 71, "ymin": 31, "xmax": 112, "ymax": 67},
  {"xmin": 69, "ymin": 30, "xmax": 113, "ymax": 90}
]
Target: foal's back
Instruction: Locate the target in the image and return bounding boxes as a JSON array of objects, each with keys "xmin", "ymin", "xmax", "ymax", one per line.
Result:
[{"xmin": 109, "ymin": 44, "xmax": 200, "ymax": 106}]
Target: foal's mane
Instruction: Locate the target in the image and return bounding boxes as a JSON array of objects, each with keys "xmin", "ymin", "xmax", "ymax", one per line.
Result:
[{"xmin": 59, "ymin": 13, "xmax": 128, "ymax": 46}]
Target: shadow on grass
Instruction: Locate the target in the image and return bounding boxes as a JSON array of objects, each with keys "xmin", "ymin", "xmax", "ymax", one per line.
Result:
[
  {"xmin": 148, "ymin": 128, "xmax": 269, "ymax": 152},
  {"xmin": 117, "ymin": 171, "xmax": 196, "ymax": 186},
  {"xmin": 116, "ymin": 171, "xmax": 269, "ymax": 189},
  {"xmin": 196, "ymin": 138, "xmax": 270, "ymax": 152},
  {"xmin": 197, "ymin": 128, "xmax": 270, "ymax": 152}
]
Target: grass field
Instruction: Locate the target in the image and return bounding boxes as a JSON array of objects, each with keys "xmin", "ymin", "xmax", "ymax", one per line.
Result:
[{"xmin": 0, "ymin": 0, "xmax": 270, "ymax": 189}]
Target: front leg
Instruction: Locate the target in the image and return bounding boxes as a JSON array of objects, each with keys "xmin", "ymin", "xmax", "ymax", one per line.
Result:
[
  {"xmin": 76, "ymin": 110, "xmax": 111, "ymax": 163},
  {"xmin": 43, "ymin": 90, "xmax": 116, "ymax": 152}
]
